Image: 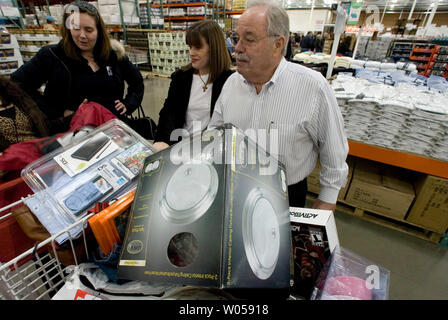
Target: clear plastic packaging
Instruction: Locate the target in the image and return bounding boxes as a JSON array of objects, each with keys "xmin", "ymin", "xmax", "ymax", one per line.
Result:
[
  {"xmin": 311, "ymin": 246, "xmax": 390, "ymax": 300},
  {"xmin": 21, "ymin": 119, "xmax": 156, "ymax": 241}
]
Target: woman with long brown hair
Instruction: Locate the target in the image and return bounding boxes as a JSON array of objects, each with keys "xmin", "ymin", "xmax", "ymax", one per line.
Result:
[
  {"xmin": 11, "ymin": 0, "xmax": 143, "ymax": 129},
  {"xmin": 153, "ymin": 20, "xmax": 233, "ymax": 151}
]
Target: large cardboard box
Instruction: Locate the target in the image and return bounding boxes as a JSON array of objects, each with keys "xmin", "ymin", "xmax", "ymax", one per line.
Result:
[
  {"xmin": 307, "ymin": 156, "xmax": 354, "ymax": 201},
  {"xmin": 118, "ymin": 124, "xmax": 291, "ymax": 289},
  {"xmin": 345, "ymin": 160, "xmax": 415, "ymax": 220},
  {"xmin": 290, "ymin": 207, "xmax": 339, "ymax": 299},
  {"xmin": 406, "ymin": 175, "xmax": 448, "ymax": 233}
]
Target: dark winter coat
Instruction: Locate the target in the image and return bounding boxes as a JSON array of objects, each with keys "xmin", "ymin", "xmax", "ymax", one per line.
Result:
[
  {"xmin": 155, "ymin": 67, "xmax": 233, "ymax": 145},
  {"xmin": 11, "ymin": 40, "xmax": 143, "ymax": 120}
]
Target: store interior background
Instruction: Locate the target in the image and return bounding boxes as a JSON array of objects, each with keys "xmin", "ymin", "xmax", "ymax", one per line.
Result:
[
  {"xmin": 141, "ymin": 75, "xmax": 448, "ymax": 300},
  {"xmin": 130, "ymin": 0, "xmax": 448, "ymax": 300},
  {"xmin": 2, "ymin": 0, "xmax": 448, "ymax": 300}
]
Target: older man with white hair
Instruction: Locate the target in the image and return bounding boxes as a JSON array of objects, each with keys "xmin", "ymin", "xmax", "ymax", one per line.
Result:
[{"xmin": 208, "ymin": 0, "xmax": 348, "ymax": 211}]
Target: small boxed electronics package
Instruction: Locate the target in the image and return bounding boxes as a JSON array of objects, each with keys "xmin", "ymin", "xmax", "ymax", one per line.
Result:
[
  {"xmin": 311, "ymin": 246, "xmax": 390, "ymax": 300},
  {"xmin": 289, "ymin": 207, "xmax": 339, "ymax": 299},
  {"xmin": 21, "ymin": 119, "xmax": 155, "ymax": 244},
  {"xmin": 118, "ymin": 123, "xmax": 291, "ymax": 289}
]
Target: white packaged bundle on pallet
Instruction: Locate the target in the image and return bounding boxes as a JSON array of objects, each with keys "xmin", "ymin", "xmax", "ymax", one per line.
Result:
[
  {"xmin": 110, "ymin": 14, "xmax": 121, "ymax": 24},
  {"xmin": 123, "ymin": 15, "xmax": 132, "ymax": 24},
  {"xmin": 99, "ymin": 4, "xmax": 120, "ymax": 15},
  {"xmin": 121, "ymin": 2, "xmax": 135, "ymax": 16},
  {"xmin": 101, "ymin": 14, "xmax": 111, "ymax": 24}
]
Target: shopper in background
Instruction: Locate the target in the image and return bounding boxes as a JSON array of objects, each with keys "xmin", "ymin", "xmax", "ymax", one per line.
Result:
[
  {"xmin": 314, "ymin": 32, "xmax": 323, "ymax": 52},
  {"xmin": 225, "ymin": 30, "xmax": 235, "ymax": 57},
  {"xmin": 153, "ymin": 20, "xmax": 233, "ymax": 151},
  {"xmin": 11, "ymin": 0, "xmax": 143, "ymax": 131},
  {"xmin": 43, "ymin": 16, "xmax": 57, "ymax": 30},
  {"xmin": 285, "ymin": 32, "xmax": 293, "ymax": 61},
  {"xmin": 295, "ymin": 32, "xmax": 302, "ymax": 45},
  {"xmin": 300, "ymin": 31, "xmax": 314, "ymax": 52},
  {"xmin": 208, "ymin": 0, "xmax": 348, "ymax": 211},
  {"xmin": 337, "ymin": 34, "xmax": 353, "ymax": 56}
]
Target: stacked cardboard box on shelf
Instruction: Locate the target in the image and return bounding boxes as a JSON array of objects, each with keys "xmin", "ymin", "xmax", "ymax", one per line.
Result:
[
  {"xmin": 344, "ymin": 159, "xmax": 415, "ymax": 220},
  {"xmin": 148, "ymin": 32, "xmax": 190, "ymax": 75},
  {"xmin": 232, "ymin": 0, "xmax": 246, "ymax": 10},
  {"xmin": 139, "ymin": 5, "xmax": 164, "ymax": 27},
  {"xmin": 307, "ymin": 156, "xmax": 354, "ymax": 202},
  {"xmin": 406, "ymin": 175, "xmax": 448, "ymax": 234},
  {"xmin": 225, "ymin": 0, "xmax": 233, "ymax": 10}
]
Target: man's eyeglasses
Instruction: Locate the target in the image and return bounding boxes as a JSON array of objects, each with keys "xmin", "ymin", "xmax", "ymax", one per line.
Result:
[{"xmin": 234, "ymin": 34, "xmax": 280, "ymax": 47}]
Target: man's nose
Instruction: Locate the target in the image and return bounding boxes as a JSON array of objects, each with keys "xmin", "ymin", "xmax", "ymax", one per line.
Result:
[{"xmin": 235, "ymin": 40, "xmax": 243, "ymax": 53}]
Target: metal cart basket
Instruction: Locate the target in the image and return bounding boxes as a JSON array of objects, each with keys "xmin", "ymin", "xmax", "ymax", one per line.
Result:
[{"xmin": 0, "ymin": 182, "xmax": 94, "ymax": 300}]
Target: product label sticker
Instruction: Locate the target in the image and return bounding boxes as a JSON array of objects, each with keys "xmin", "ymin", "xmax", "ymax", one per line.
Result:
[
  {"xmin": 74, "ymin": 289, "xmax": 102, "ymax": 300},
  {"xmin": 54, "ymin": 132, "xmax": 119, "ymax": 177}
]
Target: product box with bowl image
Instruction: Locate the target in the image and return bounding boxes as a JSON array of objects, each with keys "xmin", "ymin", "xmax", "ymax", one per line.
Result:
[{"xmin": 118, "ymin": 123, "xmax": 291, "ymax": 289}]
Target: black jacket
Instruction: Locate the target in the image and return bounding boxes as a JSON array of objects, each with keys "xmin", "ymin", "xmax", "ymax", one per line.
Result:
[
  {"xmin": 155, "ymin": 67, "xmax": 233, "ymax": 145},
  {"xmin": 11, "ymin": 41, "xmax": 144, "ymax": 120},
  {"xmin": 300, "ymin": 35, "xmax": 315, "ymax": 51}
]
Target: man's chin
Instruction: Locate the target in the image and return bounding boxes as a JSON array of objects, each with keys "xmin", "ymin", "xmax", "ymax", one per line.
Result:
[{"xmin": 236, "ymin": 62, "xmax": 247, "ymax": 74}]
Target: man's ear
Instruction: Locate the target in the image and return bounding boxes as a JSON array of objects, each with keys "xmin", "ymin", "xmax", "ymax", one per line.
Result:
[{"xmin": 275, "ymin": 36, "xmax": 286, "ymax": 54}]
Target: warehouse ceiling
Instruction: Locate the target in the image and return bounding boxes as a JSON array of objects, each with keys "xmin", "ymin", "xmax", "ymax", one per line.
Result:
[{"xmin": 283, "ymin": 0, "xmax": 448, "ymax": 11}]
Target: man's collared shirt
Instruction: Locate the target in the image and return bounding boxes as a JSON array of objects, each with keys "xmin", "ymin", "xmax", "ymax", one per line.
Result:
[{"xmin": 208, "ymin": 57, "xmax": 349, "ymax": 204}]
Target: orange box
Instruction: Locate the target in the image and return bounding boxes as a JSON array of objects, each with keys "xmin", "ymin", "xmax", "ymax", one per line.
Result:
[{"xmin": 88, "ymin": 189, "xmax": 136, "ymax": 254}]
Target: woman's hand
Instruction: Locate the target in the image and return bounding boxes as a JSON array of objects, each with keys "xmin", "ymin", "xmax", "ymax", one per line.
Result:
[
  {"xmin": 153, "ymin": 141, "xmax": 170, "ymax": 151},
  {"xmin": 63, "ymin": 109, "xmax": 74, "ymax": 117},
  {"xmin": 64, "ymin": 98, "xmax": 88, "ymax": 117},
  {"xmin": 115, "ymin": 100, "xmax": 127, "ymax": 115},
  {"xmin": 79, "ymin": 98, "xmax": 88, "ymax": 109}
]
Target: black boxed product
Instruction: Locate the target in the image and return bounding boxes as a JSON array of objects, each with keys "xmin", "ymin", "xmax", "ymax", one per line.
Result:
[
  {"xmin": 118, "ymin": 123, "xmax": 291, "ymax": 289},
  {"xmin": 290, "ymin": 207, "xmax": 339, "ymax": 299}
]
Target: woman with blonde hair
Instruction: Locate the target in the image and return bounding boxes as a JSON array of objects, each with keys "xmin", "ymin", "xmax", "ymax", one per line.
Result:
[{"xmin": 153, "ymin": 20, "xmax": 233, "ymax": 151}]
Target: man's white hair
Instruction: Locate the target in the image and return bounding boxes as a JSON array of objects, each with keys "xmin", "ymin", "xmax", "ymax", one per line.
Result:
[{"xmin": 246, "ymin": 0, "xmax": 290, "ymax": 55}]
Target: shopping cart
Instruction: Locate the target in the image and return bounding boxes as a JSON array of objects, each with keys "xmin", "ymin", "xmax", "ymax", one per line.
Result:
[{"xmin": 0, "ymin": 177, "xmax": 94, "ymax": 300}]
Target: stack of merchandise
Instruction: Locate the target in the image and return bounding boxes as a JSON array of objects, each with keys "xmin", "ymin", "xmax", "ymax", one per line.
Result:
[
  {"xmin": 356, "ymin": 36, "xmax": 394, "ymax": 61},
  {"xmin": 364, "ymin": 60, "xmax": 382, "ymax": 70},
  {"xmin": 187, "ymin": 6, "xmax": 205, "ymax": 16},
  {"xmin": 49, "ymin": 4, "xmax": 64, "ymax": 23},
  {"xmin": 350, "ymin": 59, "xmax": 417, "ymax": 73},
  {"xmin": 397, "ymin": 91, "xmax": 448, "ymax": 158},
  {"xmin": 293, "ymin": 52, "xmax": 353, "ymax": 69},
  {"xmin": 139, "ymin": 5, "xmax": 164, "ymax": 27},
  {"xmin": 148, "ymin": 32, "xmax": 190, "ymax": 75},
  {"xmin": 343, "ymin": 97, "xmax": 380, "ymax": 142},
  {"xmin": 168, "ymin": 7, "xmax": 186, "ymax": 16},
  {"xmin": 98, "ymin": 0, "xmax": 139, "ymax": 25},
  {"xmin": 334, "ymin": 56, "xmax": 351, "ymax": 69},
  {"xmin": 331, "ymin": 73, "xmax": 448, "ymax": 160},
  {"xmin": 232, "ymin": 0, "xmax": 246, "ymax": 10}
]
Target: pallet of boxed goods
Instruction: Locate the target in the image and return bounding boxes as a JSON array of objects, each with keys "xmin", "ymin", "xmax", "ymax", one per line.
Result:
[
  {"xmin": 306, "ymin": 193, "xmax": 444, "ymax": 244},
  {"xmin": 307, "ymin": 157, "xmax": 447, "ymax": 244}
]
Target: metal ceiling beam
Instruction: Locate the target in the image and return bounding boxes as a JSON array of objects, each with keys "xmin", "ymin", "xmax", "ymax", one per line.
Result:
[{"xmin": 408, "ymin": 0, "xmax": 417, "ymax": 19}]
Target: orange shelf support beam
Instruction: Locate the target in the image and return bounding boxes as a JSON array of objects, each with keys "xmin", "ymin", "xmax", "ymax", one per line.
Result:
[{"xmin": 348, "ymin": 140, "xmax": 448, "ymax": 179}]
